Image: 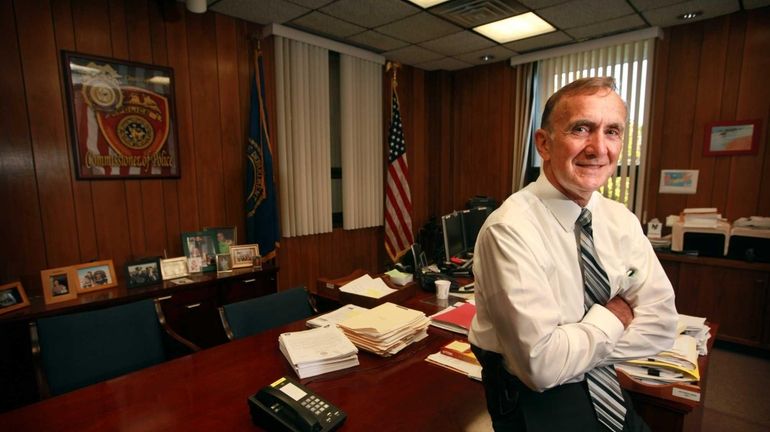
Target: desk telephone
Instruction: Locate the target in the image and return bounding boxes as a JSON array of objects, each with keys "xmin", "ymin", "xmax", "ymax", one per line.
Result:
[{"xmin": 248, "ymin": 376, "xmax": 346, "ymax": 432}]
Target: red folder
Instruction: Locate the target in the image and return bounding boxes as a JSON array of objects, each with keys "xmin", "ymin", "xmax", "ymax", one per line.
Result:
[{"xmin": 430, "ymin": 302, "xmax": 476, "ymax": 335}]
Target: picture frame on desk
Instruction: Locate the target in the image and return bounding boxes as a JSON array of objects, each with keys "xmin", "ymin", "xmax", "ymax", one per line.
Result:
[
  {"xmin": 71, "ymin": 260, "xmax": 118, "ymax": 293},
  {"xmin": 204, "ymin": 226, "xmax": 237, "ymax": 254},
  {"xmin": 125, "ymin": 257, "xmax": 162, "ymax": 288},
  {"xmin": 230, "ymin": 244, "xmax": 259, "ymax": 269},
  {"xmin": 61, "ymin": 51, "xmax": 180, "ymax": 179},
  {"xmin": 0, "ymin": 281, "xmax": 31, "ymax": 314},
  {"xmin": 703, "ymin": 119, "xmax": 761, "ymax": 156},
  {"xmin": 160, "ymin": 256, "xmax": 189, "ymax": 280},
  {"xmin": 216, "ymin": 254, "xmax": 233, "ymax": 273},
  {"xmin": 181, "ymin": 231, "xmax": 217, "ymax": 272},
  {"xmin": 40, "ymin": 267, "xmax": 78, "ymax": 305}
]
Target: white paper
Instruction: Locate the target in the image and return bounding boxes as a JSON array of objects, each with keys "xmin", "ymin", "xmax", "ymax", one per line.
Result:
[{"xmin": 338, "ymin": 274, "xmax": 396, "ymax": 299}]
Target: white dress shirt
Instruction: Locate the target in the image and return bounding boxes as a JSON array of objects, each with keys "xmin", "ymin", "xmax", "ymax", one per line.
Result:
[{"xmin": 468, "ymin": 174, "xmax": 678, "ymax": 392}]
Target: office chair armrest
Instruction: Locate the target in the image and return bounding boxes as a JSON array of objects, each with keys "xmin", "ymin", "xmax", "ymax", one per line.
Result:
[
  {"xmin": 153, "ymin": 300, "xmax": 201, "ymax": 353},
  {"xmin": 29, "ymin": 321, "xmax": 52, "ymax": 399},
  {"xmin": 218, "ymin": 306, "xmax": 235, "ymax": 341}
]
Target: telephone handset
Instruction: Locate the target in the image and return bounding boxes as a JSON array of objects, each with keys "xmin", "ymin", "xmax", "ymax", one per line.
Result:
[{"xmin": 248, "ymin": 376, "xmax": 346, "ymax": 432}]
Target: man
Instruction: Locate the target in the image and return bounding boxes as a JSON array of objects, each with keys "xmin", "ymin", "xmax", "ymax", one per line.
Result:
[{"xmin": 468, "ymin": 77, "xmax": 677, "ymax": 431}]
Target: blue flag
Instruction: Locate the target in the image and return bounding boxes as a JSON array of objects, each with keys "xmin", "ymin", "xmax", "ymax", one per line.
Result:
[{"xmin": 245, "ymin": 49, "xmax": 279, "ymax": 259}]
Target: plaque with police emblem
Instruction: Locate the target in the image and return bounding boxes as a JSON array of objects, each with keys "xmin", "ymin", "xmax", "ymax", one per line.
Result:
[{"xmin": 62, "ymin": 51, "xmax": 180, "ymax": 179}]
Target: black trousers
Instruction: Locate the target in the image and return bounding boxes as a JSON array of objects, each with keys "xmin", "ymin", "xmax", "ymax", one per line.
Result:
[{"xmin": 471, "ymin": 345, "xmax": 651, "ymax": 432}]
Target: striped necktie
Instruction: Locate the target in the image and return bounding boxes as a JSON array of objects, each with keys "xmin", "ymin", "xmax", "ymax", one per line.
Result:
[{"xmin": 577, "ymin": 208, "xmax": 627, "ymax": 432}]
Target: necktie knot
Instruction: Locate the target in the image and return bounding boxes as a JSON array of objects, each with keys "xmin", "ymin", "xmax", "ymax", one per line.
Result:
[{"xmin": 578, "ymin": 208, "xmax": 592, "ymax": 229}]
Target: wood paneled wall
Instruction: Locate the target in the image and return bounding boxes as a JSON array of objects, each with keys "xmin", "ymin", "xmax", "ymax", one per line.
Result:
[
  {"xmin": 0, "ymin": 0, "xmax": 257, "ymax": 297},
  {"xmin": 646, "ymin": 8, "xmax": 770, "ymax": 222}
]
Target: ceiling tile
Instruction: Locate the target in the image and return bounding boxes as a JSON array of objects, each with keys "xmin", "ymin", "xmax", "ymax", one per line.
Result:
[
  {"xmin": 346, "ymin": 30, "xmax": 410, "ymax": 52},
  {"xmin": 321, "ymin": 0, "xmax": 420, "ymax": 28},
  {"xmin": 743, "ymin": 0, "xmax": 770, "ymax": 8},
  {"xmin": 642, "ymin": 0, "xmax": 740, "ymax": 28},
  {"xmin": 518, "ymin": 0, "xmax": 569, "ymax": 8},
  {"xmin": 376, "ymin": 12, "xmax": 462, "ymax": 44},
  {"xmin": 503, "ymin": 30, "xmax": 572, "ymax": 52},
  {"xmin": 628, "ymin": 0, "xmax": 687, "ymax": 11},
  {"xmin": 416, "ymin": 56, "xmax": 474, "ymax": 71},
  {"xmin": 565, "ymin": 14, "xmax": 647, "ymax": 41},
  {"xmin": 420, "ymin": 31, "xmax": 496, "ymax": 56},
  {"xmin": 288, "ymin": 0, "xmax": 336, "ymax": 7},
  {"xmin": 537, "ymin": 0, "xmax": 635, "ymax": 29},
  {"xmin": 384, "ymin": 44, "xmax": 444, "ymax": 65},
  {"xmin": 290, "ymin": 11, "xmax": 366, "ymax": 38},
  {"xmin": 430, "ymin": 0, "xmax": 529, "ymax": 27},
  {"xmin": 211, "ymin": 0, "xmax": 309, "ymax": 25},
  {"xmin": 454, "ymin": 45, "xmax": 517, "ymax": 64}
]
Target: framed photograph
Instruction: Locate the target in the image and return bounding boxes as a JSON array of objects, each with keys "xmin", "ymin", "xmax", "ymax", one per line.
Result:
[
  {"xmin": 181, "ymin": 231, "xmax": 218, "ymax": 272},
  {"xmin": 61, "ymin": 51, "xmax": 180, "ymax": 179},
  {"xmin": 230, "ymin": 244, "xmax": 260, "ymax": 269},
  {"xmin": 704, "ymin": 119, "xmax": 761, "ymax": 156},
  {"xmin": 71, "ymin": 260, "xmax": 118, "ymax": 293},
  {"xmin": 160, "ymin": 257, "xmax": 189, "ymax": 280},
  {"xmin": 0, "ymin": 282, "xmax": 31, "ymax": 315},
  {"xmin": 125, "ymin": 257, "xmax": 162, "ymax": 288},
  {"xmin": 204, "ymin": 226, "xmax": 237, "ymax": 254},
  {"xmin": 659, "ymin": 169, "xmax": 699, "ymax": 194},
  {"xmin": 40, "ymin": 267, "xmax": 78, "ymax": 305},
  {"xmin": 187, "ymin": 256, "xmax": 203, "ymax": 274},
  {"xmin": 216, "ymin": 254, "xmax": 233, "ymax": 273}
]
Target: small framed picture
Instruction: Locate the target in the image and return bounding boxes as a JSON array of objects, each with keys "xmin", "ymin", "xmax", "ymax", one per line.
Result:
[
  {"xmin": 181, "ymin": 231, "xmax": 218, "ymax": 272},
  {"xmin": 71, "ymin": 260, "xmax": 118, "ymax": 293},
  {"xmin": 216, "ymin": 254, "xmax": 233, "ymax": 273},
  {"xmin": 230, "ymin": 244, "xmax": 260, "ymax": 269},
  {"xmin": 704, "ymin": 119, "xmax": 761, "ymax": 156},
  {"xmin": 40, "ymin": 267, "xmax": 78, "ymax": 305},
  {"xmin": 204, "ymin": 226, "xmax": 237, "ymax": 254},
  {"xmin": 160, "ymin": 256, "xmax": 189, "ymax": 280},
  {"xmin": 659, "ymin": 169, "xmax": 699, "ymax": 194},
  {"xmin": 125, "ymin": 257, "xmax": 162, "ymax": 288},
  {"xmin": 0, "ymin": 281, "xmax": 31, "ymax": 315},
  {"xmin": 187, "ymin": 256, "xmax": 203, "ymax": 274}
]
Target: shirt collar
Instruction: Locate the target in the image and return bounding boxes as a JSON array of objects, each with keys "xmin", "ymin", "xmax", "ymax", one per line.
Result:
[{"xmin": 530, "ymin": 174, "xmax": 598, "ymax": 232}]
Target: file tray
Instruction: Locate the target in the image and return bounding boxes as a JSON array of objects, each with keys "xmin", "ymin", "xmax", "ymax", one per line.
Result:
[{"xmin": 316, "ymin": 269, "xmax": 417, "ymax": 308}]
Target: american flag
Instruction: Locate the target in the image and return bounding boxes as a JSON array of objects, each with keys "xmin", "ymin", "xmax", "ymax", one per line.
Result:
[{"xmin": 385, "ymin": 88, "xmax": 414, "ymax": 262}]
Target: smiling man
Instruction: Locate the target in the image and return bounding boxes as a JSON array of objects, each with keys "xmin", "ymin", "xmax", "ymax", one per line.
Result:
[{"xmin": 468, "ymin": 77, "xmax": 678, "ymax": 432}]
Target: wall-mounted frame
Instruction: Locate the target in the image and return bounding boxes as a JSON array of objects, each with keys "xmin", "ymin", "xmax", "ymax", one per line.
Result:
[
  {"xmin": 160, "ymin": 257, "xmax": 189, "ymax": 280},
  {"xmin": 61, "ymin": 50, "xmax": 180, "ymax": 179},
  {"xmin": 704, "ymin": 119, "xmax": 761, "ymax": 156},
  {"xmin": 230, "ymin": 244, "xmax": 260, "ymax": 269},
  {"xmin": 72, "ymin": 260, "xmax": 118, "ymax": 293},
  {"xmin": 125, "ymin": 257, "xmax": 162, "ymax": 289},
  {"xmin": 659, "ymin": 169, "xmax": 699, "ymax": 194},
  {"xmin": 0, "ymin": 281, "xmax": 31, "ymax": 315},
  {"xmin": 40, "ymin": 267, "xmax": 78, "ymax": 305},
  {"xmin": 204, "ymin": 226, "xmax": 237, "ymax": 254},
  {"xmin": 181, "ymin": 231, "xmax": 217, "ymax": 272}
]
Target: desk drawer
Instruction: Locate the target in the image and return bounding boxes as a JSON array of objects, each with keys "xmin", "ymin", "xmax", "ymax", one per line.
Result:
[
  {"xmin": 219, "ymin": 272, "xmax": 276, "ymax": 305},
  {"xmin": 156, "ymin": 287, "xmax": 225, "ymax": 348}
]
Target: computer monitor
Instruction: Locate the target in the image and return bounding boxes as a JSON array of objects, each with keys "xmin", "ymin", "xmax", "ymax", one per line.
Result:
[
  {"xmin": 442, "ymin": 212, "xmax": 466, "ymax": 263},
  {"xmin": 462, "ymin": 206, "xmax": 490, "ymax": 253}
]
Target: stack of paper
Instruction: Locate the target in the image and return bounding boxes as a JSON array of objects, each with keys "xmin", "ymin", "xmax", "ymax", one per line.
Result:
[
  {"xmin": 425, "ymin": 340, "xmax": 481, "ymax": 381},
  {"xmin": 681, "ymin": 208, "xmax": 722, "ymax": 228},
  {"xmin": 337, "ymin": 302, "xmax": 430, "ymax": 357},
  {"xmin": 279, "ymin": 326, "xmax": 359, "ymax": 379},
  {"xmin": 306, "ymin": 304, "xmax": 369, "ymax": 328},
  {"xmin": 339, "ymin": 274, "xmax": 396, "ymax": 299},
  {"xmin": 677, "ymin": 314, "xmax": 711, "ymax": 355},
  {"xmin": 617, "ymin": 333, "xmax": 700, "ymax": 384},
  {"xmin": 429, "ymin": 302, "xmax": 477, "ymax": 335}
]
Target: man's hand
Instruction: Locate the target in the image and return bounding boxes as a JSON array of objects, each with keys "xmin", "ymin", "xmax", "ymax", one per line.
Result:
[{"xmin": 605, "ymin": 296, "xmax": 634, "ymax": 328}]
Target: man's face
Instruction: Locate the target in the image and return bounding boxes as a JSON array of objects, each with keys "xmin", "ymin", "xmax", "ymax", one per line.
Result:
[{"xmin": 535, "ymin": 89, "xmax": 626, "ymax": 206}]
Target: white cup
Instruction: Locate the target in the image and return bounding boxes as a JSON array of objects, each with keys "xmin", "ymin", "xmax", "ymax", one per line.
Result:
[{"xmin": 435, "ymin": 280, "xmax": 451, "ymax": 299}]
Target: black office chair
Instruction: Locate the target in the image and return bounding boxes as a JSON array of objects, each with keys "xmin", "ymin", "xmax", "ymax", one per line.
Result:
[
  {"xmin": 218, "ymin": 286, "xmax": 316, "ymax": 340},
  {"xmin": 30, "ymin": 298, "xmax": 199, "ymax": 397}
]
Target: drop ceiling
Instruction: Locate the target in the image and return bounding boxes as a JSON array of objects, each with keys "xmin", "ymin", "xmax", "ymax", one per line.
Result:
[{"xmin": 209, "ymin": 0, "xmax": 770, "ymax": 71}]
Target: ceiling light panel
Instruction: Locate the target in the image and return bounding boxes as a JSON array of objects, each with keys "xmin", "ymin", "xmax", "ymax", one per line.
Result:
[{"xmin": 474, "ymin": 12, "xmax": 555, "ymax": 43}]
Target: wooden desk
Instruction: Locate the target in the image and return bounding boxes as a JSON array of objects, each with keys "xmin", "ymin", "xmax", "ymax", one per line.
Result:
[{"xmin": 0, "ymin": 293, "xmax": 488, "ymax": 431}]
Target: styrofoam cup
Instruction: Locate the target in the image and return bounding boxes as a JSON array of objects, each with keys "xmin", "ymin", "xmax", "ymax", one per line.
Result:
[{"xmin": 435, "ymin": 280, "xmax": 451, "ymax": 299}]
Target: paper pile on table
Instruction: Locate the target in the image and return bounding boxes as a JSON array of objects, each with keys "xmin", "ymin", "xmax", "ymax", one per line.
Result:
[
  {"xmin": 425, "ymin": 340, "xmax": 481, "ymax": 381},
  {"xmin": 279, "ymin": 325, "xmax": 359, "ymax": 379},
  {"xmin": 337, "ymin": 302, "xmax": 430, "ymax": 357},
  {"xmin": 306, "ymin": 304, "xmax": 369, "ymax": 328}
]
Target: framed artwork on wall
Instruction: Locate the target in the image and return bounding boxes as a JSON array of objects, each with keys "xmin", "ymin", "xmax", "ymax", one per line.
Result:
[
  {"xmin": 659, "ymin": 169, "xmax": 699, "ymax": 194},
  {"xmin": 61, "ymin": 51, "xmax": 180, "ymax": 179},
  {"xmin": 703, "ymin": 119, "xmax": 761, "ymax": 156}
]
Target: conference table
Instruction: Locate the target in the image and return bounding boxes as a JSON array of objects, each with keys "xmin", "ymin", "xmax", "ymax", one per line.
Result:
[{"xmin": 0, "ymin": 293, "xmax": 489, "ymax": 431}]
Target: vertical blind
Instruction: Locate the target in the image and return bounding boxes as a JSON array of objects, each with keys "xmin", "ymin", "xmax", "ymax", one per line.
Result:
[
  {"xmin": 274, "ymin": 36, "xmax": 332, "ymax": 237},
  {"xmin": 340, "ymin": 54, "xmax": 383, "ymax": 230},
  {"xmin": 536, "ymin": 38, "xmax": 655, "ymax": 218}
]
